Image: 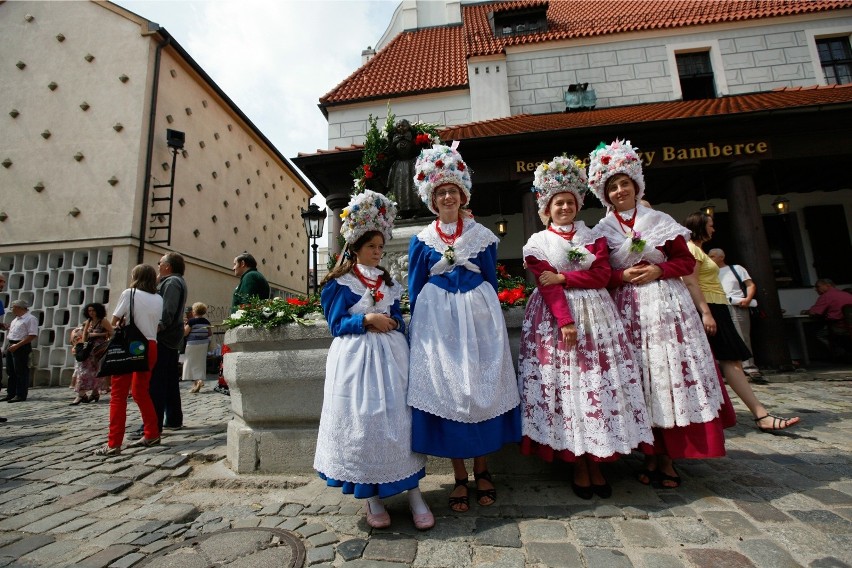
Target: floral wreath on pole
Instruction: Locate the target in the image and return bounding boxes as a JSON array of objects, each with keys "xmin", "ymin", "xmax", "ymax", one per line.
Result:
[{"xmin": 351, "ymin": 104, "xmax": 441, "ymax": 194}]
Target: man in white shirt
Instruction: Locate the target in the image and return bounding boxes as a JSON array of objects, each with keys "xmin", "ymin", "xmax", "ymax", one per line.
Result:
[
  {"xmin": 709, "ymin": 248, "xmax": 763, "ymax": 381},
  {"xmin": 4, "ymin": 299, "xmax": 38, "ymax": 402}
]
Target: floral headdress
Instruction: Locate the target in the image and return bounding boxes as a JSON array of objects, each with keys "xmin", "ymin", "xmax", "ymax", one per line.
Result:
[
  {"xmin": 532, "ymin": 155, "xmax": 589, "ymax": 224},
  {"xmin": 352, "ymin": 106, "xmax": 441, "ymax": 193},
  {"xmin": 587, "ymin": 139, "xmax": 646, "ymax": 210},
  {"xmin": 413, "ymin": 142, "xmax": 472, "ymax": 215},
  {"xmin": 340, "ymin": 190, "xmax": 398, "ymax": 244}
]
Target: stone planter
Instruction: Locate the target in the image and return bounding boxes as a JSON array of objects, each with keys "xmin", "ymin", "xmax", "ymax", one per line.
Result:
[{"xmin": 225, "ymin": 306, "xmax": 531, "ymax": 474}]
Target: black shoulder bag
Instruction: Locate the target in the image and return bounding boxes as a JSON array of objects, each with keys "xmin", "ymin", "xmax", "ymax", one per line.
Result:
[{"xmin": 97, "ymin": 290, "xmax": 151, "ymax": 377}]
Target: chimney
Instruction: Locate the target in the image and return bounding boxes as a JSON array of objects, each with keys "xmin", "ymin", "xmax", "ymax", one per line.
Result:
[{"xmin": 361, "ymin": 46, "xmax": 376, "ymax": 65}]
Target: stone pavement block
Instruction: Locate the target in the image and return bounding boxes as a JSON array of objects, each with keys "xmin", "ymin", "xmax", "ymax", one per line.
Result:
[
  {"xmin": 525, "ymin": 542, "xmax": 581, "ymax": 567},
  {"xmin": 738, "ymin": 539, "xmax": 801, "ymax": 568},
  {"xmin": 55, "ymin": 487, "xmax": 108, "ymax": 508},
  {"xmin": 46, "ymin": 469, "xmax": 92, "ymax": 484},
  {"xmin": 277, "ymin": 518, "xmax": 306, "ymax": 531},
  {"xmin": 115, "ymin": 532, "xmax": 146, "ymax": 545},
  {"xmin": 363, "ymin": 534, "xmax": 418, "ymax": 564},
  {"xmin": 803, "ymin": 489, "xmax": 852, "ymax": 506},
  {"xmin": 202, "ymin": 520, "xmax": 231, "ymax": 533},
  {"xmin": 77, "ymin": 520, "xmax": 125, "ymax": 539},
  {"xmin": 571, "ymin": 518, "xmax": 620, "ymax": 547},
  {"xmin": 94, "ymin": 478, "xmax": 134, "ymax": 494},
  {"xmin": 110, "ymin": 552, "xmax": 146, "ymax": 568},
  {"xmin": 139, "ymin": 469, "xmax": 173, "ymax": 486},
  {"xmin": 307, "ymin": 545, "xmax": 335, "ymax": 566},
  {"xmin": 521, "ymin": 520, "xmax": 567, "ymax": 541},
  {"xmin": 789, "ymin": 510, "xmax": 852, "ymax": 534},
  {"xmin": 0, "ymin": 533, "xmax": 55, "ymax": 558},
  {"xmin": 810, "ymin": 557, "xmax": 852, "ymax": 567},
  {"xmin": 197, "ymin": 530, "xmax": 273, "ymax": 563},
  {"xmin": 414, "ymin": 517, "xmax": 475, "ymax": 542},
  {"xmin": 171, "ymin": 465, "xmax": 192, "ymax": 478},
  {"xmin": 702, "ymin": 511, "xmax": 762, "ymax": 537},
  {"xmin": 414, "ymin": 540, "xmax": 471, "ymax": 567},
  {"xmin": 659, "ymin": 518, "xmax": 718, "ymax": 544},
  {"xmin": 616, "ymin": 520, "xmax": 668, "ymax": 548},
  {"xmin": 20, "ymin": 509, "xmax": 86, "ymax": 533},
  {"xmin": 338, "ymin": 538, "xmax": 368, "ymax": 561},
  {"xmin": 19, "ymin": 539, "xmax": 86, "ymax": 566},
  {"xmin": 115, "ymin": 465, "xmax": 156, "ymax": 481},
  {"xmin": 129, "ymin": 503, "xmax": 199, "ymax": 523},
  {"xmin": 684, "ymin": 548, "xmax": 756, "ymax": 568},
  {"xmin": 232, "ymin": 517, "xmax": 262, "ymax": 528},
  {"xmin": 280, "ymin": 503, "xmax": 304, "ymax": 516},
  {"xmin": 582, "ymin": 548, "xmax": 633, "ymax": 568},
  {"xmin": 130, "ymin": 532, "xmax": 167, "ymax": 547},
  {"xmin": 76, "ymin": 544, "xmax": 138, "ymax": 568},
  {"xmin": 736, "ymin": 501, "xmax": 791, "ymax": 523},
  {"xmin": 473, "ymin": 518, "xmax": 521, "ymax": 548},
  {"xmin": 161, "ymin": 455, "xmax": 190, "ymax": 469},
  {"xmin": 296, "ymin": 523, "xmax": 326, "ymax": 538},
  {"xmin": 0, "ymin": 503, "xmax": 63, "ymax": 531},
  {"xmin": 259, "ymin": 502, "xmax": 282, "ymax": 516},
  {"xmin": 258, "ymin": 516, "xmax": 286, "ymax": 528},
  {"xmin": 140, "ymin": 540, "xmax": 173, "ymax": 555},
  {"xmin": 97, "ymin": 521, "xmax": 150, "ymax": 546},
  {"xmin": 308, "ymin": 531, "xmax": 338, "ymax": 548},
  {"xmin": 471, "ymin": 545, "xmax": 524, "ymax": 568},
  {"xmin": 0, "ymin": 534, "xmax": 22, "ymax": 548},
  {"xmin": 641, "ymin": 553, "xmax": 685, "ymax": 568}
]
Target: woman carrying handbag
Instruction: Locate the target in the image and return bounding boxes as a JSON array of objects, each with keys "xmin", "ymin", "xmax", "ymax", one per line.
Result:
[{"xmin": 94, "ymin": 264, "xmax": 163, "ymax": 456}]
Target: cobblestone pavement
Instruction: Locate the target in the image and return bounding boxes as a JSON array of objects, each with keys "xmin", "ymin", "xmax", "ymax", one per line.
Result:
[{"xmin": 0, "ymin": 373, "xmax": 851, "ymax": 567}]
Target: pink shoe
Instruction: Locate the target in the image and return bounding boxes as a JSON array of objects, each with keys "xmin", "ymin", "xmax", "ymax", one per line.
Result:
[
  {"xmin": 365, "ymin": 501, "xmax": 390, "ymax": 529},
  {"xmin": 411, "ymin": 506, "xmax": 435, "ymax": 530}
]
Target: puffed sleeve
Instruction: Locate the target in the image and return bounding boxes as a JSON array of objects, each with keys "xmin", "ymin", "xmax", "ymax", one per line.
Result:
[
  {"xmin": 320, "ymin": 279, "xmax": 366, "ymax": 337},
  {"xmin": 562, "ymin": 238, "xmax": 611, "ymax": 290},
  {"xmin": 407, "ymin": 235, "xmax": 430, "ymax": 314},
  {"xmin": 525, "ymin": 255, "xmax": 574, "ymax": 328},
  {"xmin": 389, "ymin": 296, "xmax": 406, "ymax": 335},
  {"xmin": 477, "ymin": 242, "xmax": 499, "ymax": 293},
  {"xmin": 657, "ymin": 236, "xmax": 697, "ymax": 279}
]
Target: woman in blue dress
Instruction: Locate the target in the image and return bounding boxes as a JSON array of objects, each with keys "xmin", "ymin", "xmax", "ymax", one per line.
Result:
[
  {"xmin": 315, "ymin": 190, "xmax": 433, "ymax": 530},
  {"xmin": 407, "ymin": 143, "xmax": 521, "ymax": 513}
]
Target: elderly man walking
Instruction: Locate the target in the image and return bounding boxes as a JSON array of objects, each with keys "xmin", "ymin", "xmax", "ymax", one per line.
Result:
[
  {"xmin": 708, "ymin": 248, "xmax": 764, "ymax": 382},
  {"xmin": 4, "ymin": 300, "xmax": 38, "ymax": 403}
]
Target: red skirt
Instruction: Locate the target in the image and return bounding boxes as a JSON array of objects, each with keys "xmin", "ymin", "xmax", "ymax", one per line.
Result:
[{"xmin": 520, "ymin": 437, "xmax": 625, "ymax": 463}]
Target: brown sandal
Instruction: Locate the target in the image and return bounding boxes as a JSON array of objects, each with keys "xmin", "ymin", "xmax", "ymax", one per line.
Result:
[{"xmin": 474, "ymin": 470, "xmax": 497, "ymax": 507}]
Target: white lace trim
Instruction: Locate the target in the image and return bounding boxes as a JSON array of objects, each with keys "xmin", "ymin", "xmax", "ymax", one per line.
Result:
[
  {"xmin": 336, "ymin": 271, "xmax": 402, "ymax": 314},
  {"xmin": 595, "ymin": 206, "xmax": 690, "ymax": 270},
  {"xmin": 523, "ymin": 222, "xmax": 596, "ymax": 273},
  {"xmin": 417, "ymin": 219, "xmax": 498, "ymax": 276}
]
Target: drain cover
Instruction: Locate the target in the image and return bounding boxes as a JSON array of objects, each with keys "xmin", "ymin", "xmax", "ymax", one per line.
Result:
[{"xmin": 137, "ymin": 527, "xmax": 306, "ymax": 567}]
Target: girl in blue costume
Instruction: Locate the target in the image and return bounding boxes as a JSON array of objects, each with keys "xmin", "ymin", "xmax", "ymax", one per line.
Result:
[
  {"xmin": 407, "ymin": 143, "xmax": 521, "ymax": 513},
  {"xmin": 315, "ymin": 190, "xmax": 433, "ymax": 531}
]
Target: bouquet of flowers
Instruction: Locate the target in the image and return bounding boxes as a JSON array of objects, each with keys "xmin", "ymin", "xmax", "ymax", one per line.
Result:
[
  {"xmin": 496, "ymin": 263, "xmax": 533, "ymax": 308},
  {"xmin": 223, "ymin": 295, "xmax": 323, "ymax": 330},
  {"xmin": 352, "ymin": 106, "xmax": 440, "ymax": 193}
]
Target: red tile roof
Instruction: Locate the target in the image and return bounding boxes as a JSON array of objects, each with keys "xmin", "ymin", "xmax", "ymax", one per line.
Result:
[
  {"xmin": 321, "ymin": 0, "xmax": 852, "ymax": 106},
  {"xmin": 300, "ymin": 84, "xmax": 852, "ymax": 156},
  {"xmin": 439, "ymin": 84, "xmax": 852, "ymax": 140}
]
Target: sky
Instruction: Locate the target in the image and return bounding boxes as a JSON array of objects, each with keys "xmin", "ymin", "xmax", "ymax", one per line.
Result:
[{"xmin": 113, "ymin": 0, "xmax": 400, "ymax": 203}]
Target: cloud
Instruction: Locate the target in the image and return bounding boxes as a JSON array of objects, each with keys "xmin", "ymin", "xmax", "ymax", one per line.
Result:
[{"xmin": 117, "ymin": 0, "xmax": 396, "ymax": 158}]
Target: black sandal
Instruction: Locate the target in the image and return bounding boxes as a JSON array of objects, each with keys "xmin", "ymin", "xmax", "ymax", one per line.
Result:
[
  {"xmin": 754, "ymin": 414, "xmax": 800, "ymax": 433},
  {"xmin": 653, "ymin": 470, "xmax": 681, "ymax": 489},
  {"xmin": 448, "ymin": 477, "xmax": 469, "ymax": 512},
  {"xmin": 637, "ymin": 469, "xmax": 659, "ymax": 486},
  {"xmin": 473, "ymin": 470, "xmax": 497, "ymax": 507}
]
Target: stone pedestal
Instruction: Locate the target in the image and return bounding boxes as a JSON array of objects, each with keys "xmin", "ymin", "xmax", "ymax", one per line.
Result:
[{"xmin": 225, "ymin": 306, "xmax": 532, "ymax": 475}]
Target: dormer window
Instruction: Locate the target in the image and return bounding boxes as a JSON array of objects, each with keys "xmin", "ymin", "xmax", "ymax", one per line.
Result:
[{"xmin": 489, "ymin": 3, "xmax": 548, "ymax": 38}]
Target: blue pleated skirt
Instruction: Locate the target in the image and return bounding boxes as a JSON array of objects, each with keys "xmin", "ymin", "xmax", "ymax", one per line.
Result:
[
  {"xmin": 411, "ymin": 406, "xmax": 522, "ymax": 459},
  {"xmin": 318, "ymin": 468, "xmax": 426, "ymax": 499}
]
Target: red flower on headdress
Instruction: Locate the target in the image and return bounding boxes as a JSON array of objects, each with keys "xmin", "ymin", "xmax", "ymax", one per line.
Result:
[
  {"xmin": 435, "ymin": 160, "xmax": 444, "ymax": 168},
  {"xmin": 379, "ymin": 206, "xmax": 386, "ymax": 215},
  {"xmin": 601, "ymin": 156, "xmax": 611, "ymax": 165},
  {"xmin": 417, "ymin": 172, "xmax": 426, "ymax": 180},
  {"xmin": 457, "ymin": 162, "xmax": 466, "ymax": 171}
]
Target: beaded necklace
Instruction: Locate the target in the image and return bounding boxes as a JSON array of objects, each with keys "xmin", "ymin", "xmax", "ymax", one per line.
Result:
[
  {"xmin": 352, "ymin": 265, "xmax": 384, "ymax": 304},
  {"xmin": 547, "ymin": 223, "xmax": 576, "ymax": 241},
  {"xmin": 435, "ymin": 218, "xmax": 463, "ymax": 245}
]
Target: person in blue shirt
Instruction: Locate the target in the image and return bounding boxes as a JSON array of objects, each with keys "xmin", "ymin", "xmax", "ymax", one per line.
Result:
[
  {"xmin": 407, "ymin": 143, "xmax": 521, "ymax": 513},
  {"xmin": 315, "ymin": 190, "xmax": 433, "ymax": 531}
]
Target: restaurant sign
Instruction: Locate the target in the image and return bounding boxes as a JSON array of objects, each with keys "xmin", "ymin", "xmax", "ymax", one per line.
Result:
[{"xmin": 513, "ymin": 140, "xmax": 771, "ymax": 176}]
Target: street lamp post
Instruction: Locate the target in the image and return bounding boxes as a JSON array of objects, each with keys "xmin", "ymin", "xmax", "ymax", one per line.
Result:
[{"xmin": 300, "ymin": 203, "xmax": 326, "ymax": 295}]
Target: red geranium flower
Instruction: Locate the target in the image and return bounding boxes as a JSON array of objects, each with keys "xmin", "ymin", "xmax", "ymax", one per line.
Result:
[
  {"xmin": 415, "ymin": 133, "xmax": 432, "ymax": 146},
  {"xmin": 287, "ymin": 298, "xmax": 308, "ymax": 306},
  {"xmin": 435, "ymin": 160, "xmax": 444, "ymax": 168},
  {"xmin": 497, "ymin": 289, "xmax": 511, "ymax": 303},
  {"xmin": 601, "ymin": 156, "xmax": 610, "ymax": 165}
]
